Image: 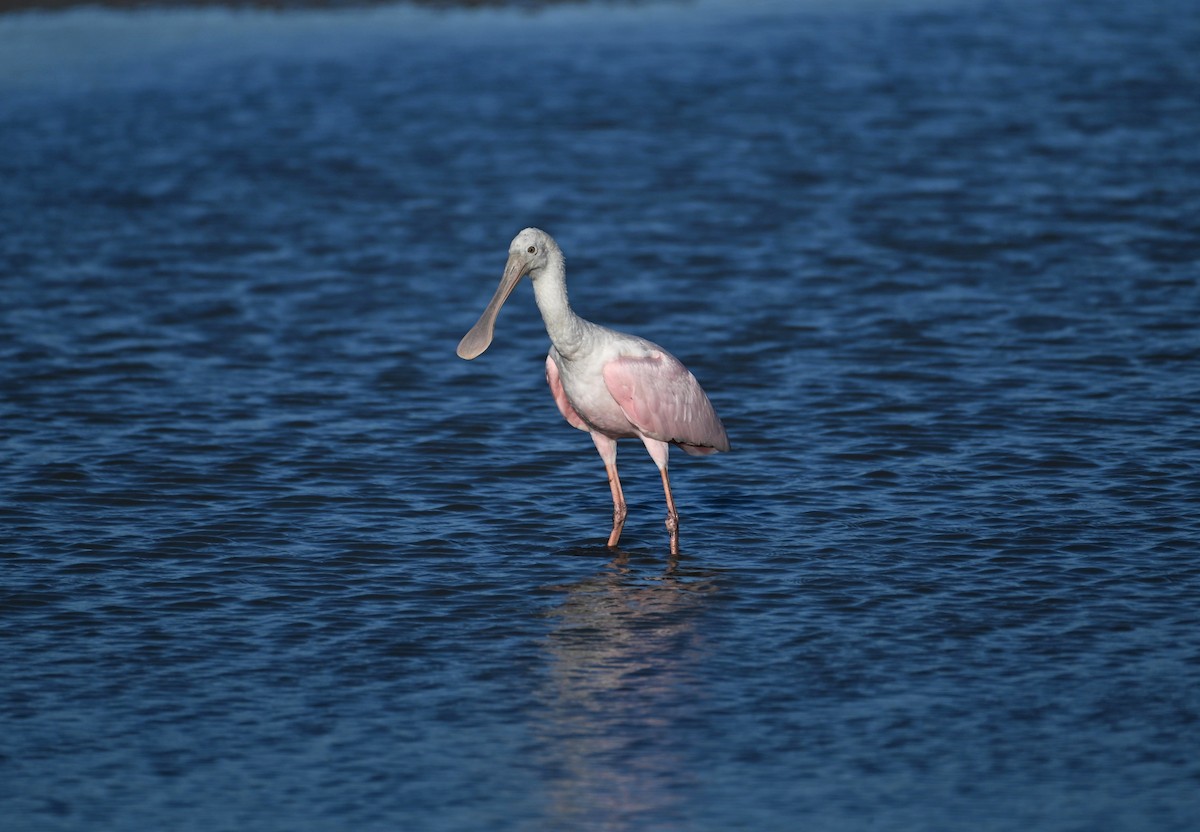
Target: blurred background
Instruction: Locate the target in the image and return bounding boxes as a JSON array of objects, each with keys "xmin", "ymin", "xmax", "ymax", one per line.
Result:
[{"xmin": 2, "ymin": 0, "xmax": 1198, "ymax": 830}]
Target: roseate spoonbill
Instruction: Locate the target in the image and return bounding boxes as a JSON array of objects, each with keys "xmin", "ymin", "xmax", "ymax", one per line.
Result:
[{"xmin": 457, "ymin": 228, "xmax": 729, "ymax": 554}]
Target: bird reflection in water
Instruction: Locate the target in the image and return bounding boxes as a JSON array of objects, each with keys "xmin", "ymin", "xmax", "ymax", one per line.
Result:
[{"xmin": 535, "ymin": 549, "xmax": 720, "ymax": 828}]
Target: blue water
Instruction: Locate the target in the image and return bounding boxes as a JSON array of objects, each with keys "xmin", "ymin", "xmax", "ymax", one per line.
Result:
[{"xmin": 2, "ymin": 0, "xmax": 1199, "ymax": 829}]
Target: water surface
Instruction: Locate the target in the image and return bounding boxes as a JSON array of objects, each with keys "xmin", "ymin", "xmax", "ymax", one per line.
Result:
[{"xmin": 2, "ymin": 1, "xmax": 1199, "ymax": 829}]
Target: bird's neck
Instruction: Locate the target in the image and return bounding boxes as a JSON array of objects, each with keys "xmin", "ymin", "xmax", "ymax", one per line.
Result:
[{"xmin": 531, "ymin": 254, "xmax": 588, "ymax": 360}]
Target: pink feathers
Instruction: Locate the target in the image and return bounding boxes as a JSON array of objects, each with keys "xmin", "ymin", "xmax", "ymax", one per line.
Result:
[
  {"xmin": 545, "ymin": 354, "xmax": 589, "ymax": 432},
  {"xmin": 602, "ymin": 352, "xmax": 730, "ymax": 455}
]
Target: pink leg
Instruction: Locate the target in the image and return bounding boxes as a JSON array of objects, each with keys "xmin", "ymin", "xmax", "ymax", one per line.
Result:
[
  {"xmin": 591, "ymin": 433, "xmax": 626, "ymax": 548},
  {"xmin": 640, "ymin": 438, "xmax": 679, "ymax": 555}
]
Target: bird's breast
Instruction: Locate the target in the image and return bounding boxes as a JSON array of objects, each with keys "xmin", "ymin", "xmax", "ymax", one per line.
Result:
[{"xmin": 556, "ymin": 356, "xmax": 639, "ymax": 439}]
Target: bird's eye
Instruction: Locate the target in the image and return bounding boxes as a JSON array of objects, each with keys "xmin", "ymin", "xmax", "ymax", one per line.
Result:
[{"xmin": 527, "ymin": 246, "xmax": 537, "ymax": 254}]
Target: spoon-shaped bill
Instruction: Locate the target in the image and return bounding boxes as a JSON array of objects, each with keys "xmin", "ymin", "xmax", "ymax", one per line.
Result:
[{"xmin": 457, "ymin": 255, "xmax": 525, "ymax": 360}]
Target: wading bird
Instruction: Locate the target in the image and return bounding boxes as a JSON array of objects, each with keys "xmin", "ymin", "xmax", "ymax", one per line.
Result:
[{"xmin": 457, "ymin": 228, "xmax": 729, "ymax": 554}]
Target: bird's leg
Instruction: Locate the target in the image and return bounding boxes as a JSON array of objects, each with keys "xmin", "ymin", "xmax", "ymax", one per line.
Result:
[
  {"xmin": 659, "ymin": 467, "xmax": 680, "ymax": 556},
  {"xmin": 605, "ymin": 460, "xmax": 627, "ymax": 548},
  {"xmin": 590, "ymin": 433, "xmax": 625, "ymax": 548},
  {"xmin": 640, "ymin": 438, "xmax": 679, "ymax": 555}
]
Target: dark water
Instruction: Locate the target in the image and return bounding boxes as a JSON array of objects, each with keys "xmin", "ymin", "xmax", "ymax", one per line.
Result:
[{"xmin": 3, "ymin": 0, "xmax": 1199, "ymax": 828}]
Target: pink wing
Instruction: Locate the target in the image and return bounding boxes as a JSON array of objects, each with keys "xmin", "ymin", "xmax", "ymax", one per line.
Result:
[
  {"xmin": 603, "ymin": 351, "xmax": 730, "ymax": 455},
  {"xmin": 545, "ymin": 353, "xmax": 589, "ymax": 432}
]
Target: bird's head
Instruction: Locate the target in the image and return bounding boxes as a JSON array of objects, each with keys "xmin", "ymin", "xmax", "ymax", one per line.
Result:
[
  {"xmin": 508, "ymin": 227, "xmax": 557, "ymax": 278},
  {"xmin": 457, "ymin": 228, "xmax": 559, "ymax": 360}
]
